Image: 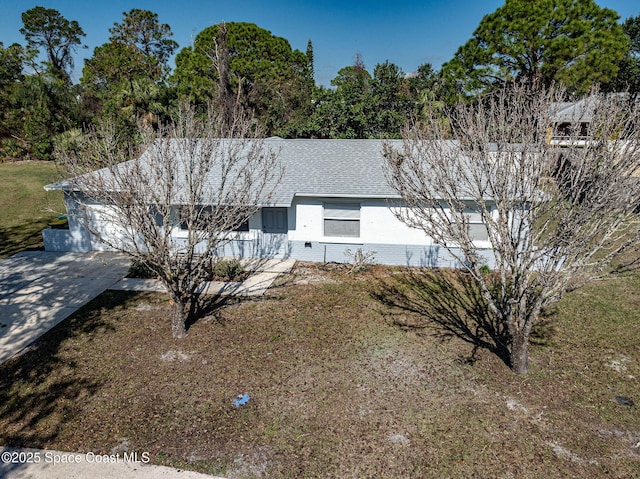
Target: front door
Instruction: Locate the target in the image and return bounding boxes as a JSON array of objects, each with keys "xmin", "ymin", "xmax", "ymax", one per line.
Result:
[
  {"xmin": 262, "ymin": 208, "xmax": 288, "ymax": 233},
  {"xmin": 260, "ymin": 207, "xmax": 288, "ymax": 257}
]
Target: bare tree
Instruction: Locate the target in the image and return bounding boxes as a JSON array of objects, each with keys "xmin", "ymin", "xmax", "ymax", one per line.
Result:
[
  {"xmin": 384, "ymin": 84, "xmax": 640, "ymax": 374},
  {"xmin": 55, "ymin": 104, "xmax": 282, "ymax": 338}
]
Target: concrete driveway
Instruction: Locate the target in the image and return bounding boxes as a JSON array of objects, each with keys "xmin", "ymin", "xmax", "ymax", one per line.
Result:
[
  {"xmin": 0, "ymin": 251, "xmax": 130, "ymax": 364},
  {"xmin": 0, "ymin": 446, "xmax": 223, "ymax": 479}
]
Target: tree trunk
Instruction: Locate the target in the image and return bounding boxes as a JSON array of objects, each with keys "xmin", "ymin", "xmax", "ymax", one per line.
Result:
[
  {"xmin": 215, "ymin": 21, "xmax": 236, "ymax": 130},
  {"xmin": 510, "ymin": 331, "xmax": 530, "ymax": 374},
  {"xmin": 171, "ymin": 299, "xmax": 187, "ymax": 339}
]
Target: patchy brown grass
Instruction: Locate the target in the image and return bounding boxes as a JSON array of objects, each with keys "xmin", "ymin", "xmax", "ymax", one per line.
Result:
[{"xmin": 0, "ymin": 263, "xmax": 638, "ymax": 478}]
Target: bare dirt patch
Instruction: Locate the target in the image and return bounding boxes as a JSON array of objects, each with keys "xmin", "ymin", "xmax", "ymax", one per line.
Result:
[
  {"xmin": 159, "ymin": 350, "xmax": 192, "ymax": 362},
  {"xmin": 287, "ymin": 262, "xmax": 341, "ymax": 285}
]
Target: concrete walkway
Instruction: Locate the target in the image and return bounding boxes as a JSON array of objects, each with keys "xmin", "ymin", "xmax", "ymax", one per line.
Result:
[
  {"xmin": 0, "ymin": 446, "xmax": 223, "ymax": 479},
  {"xmin": 0, "ymin": 251, "xmax": 130, "ymax": 364},
  {"xmin": 111, "ymin": 258, "xmax": 296, "ymax": 297},
  {"xmin": 0, "ymin": 253, "xmax": 294, "ymax": 365}
]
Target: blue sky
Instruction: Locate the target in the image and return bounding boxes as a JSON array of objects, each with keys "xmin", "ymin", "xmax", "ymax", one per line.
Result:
[{"xmin": 0, "ymin": 0, "xmax": 638, "ymax": 86}]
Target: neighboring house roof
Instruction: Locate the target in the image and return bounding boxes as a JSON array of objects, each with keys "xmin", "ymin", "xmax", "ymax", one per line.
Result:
[
  {"xmin": 551, "ymin": 99, "xmax": 595, "ymax": 124},
  {"xmin": 550, "ymin": 93, "xmax": 634, "ymax": 124}
]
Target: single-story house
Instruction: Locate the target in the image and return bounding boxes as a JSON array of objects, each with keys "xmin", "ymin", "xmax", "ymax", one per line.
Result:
[{"xmin": 43, "ymin": 139, "xmax": 496, "ymax": 267}]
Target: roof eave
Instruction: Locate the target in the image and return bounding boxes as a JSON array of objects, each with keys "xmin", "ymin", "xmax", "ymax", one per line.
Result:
[
  {"xmin": 44, "ymin": 180, "xmax": 72, "ymax": 192},
  {"xmin": 292, "ymin": 192, "xmax": 403, "ymax": 200}
]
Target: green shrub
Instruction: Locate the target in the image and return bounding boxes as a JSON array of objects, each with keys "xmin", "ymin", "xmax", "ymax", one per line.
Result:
[
  {"xmin": 211, "ymin": 259, "xmax": 245, "ymax": 281},
  {"xmin": 127, "ymin": 260, "xmax": 157, "ymax": 279}
]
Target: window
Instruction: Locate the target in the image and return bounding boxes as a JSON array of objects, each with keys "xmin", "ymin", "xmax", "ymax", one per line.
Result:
[
  {"xmin": 179, "ymin": 206, "xmax": 212, "ymax": 230},
  {"xmin": 324, "ymin": 203, "xmax": 360, "ymax": 238},
  {"xmin": 463, "ymin": 208, "xmax": 489, "ymax": 242},
  {"xmin": 178, "ymin": 206, "xmax": 249, "ymax": 232},
  {"xmin": 234, "ymin": 219, "xmax": 250, "ymax": 232}
]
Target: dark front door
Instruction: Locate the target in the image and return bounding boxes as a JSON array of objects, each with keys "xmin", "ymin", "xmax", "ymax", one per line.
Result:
[
  {"xmin": 262, "ymin": 208, "xmax": 288, "ymax": 233},
  {"xmin": 260, "ymin": 208, "xmax": 288, "ymax": 257}
]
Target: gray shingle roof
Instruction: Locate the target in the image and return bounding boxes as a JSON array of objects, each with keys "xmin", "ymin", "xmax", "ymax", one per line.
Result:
[
  {"xmin": 551, "ymin": 99, "xmax": 595, "ymax": 123},
  {"xmin": 48, "ymin": 139, "xmax": 409, "ymax": 206},
  {"xmin": 266, "ymin": 138, "xmax": 402, "ymax": 205},
  {"xmin": 550, "ymin": 94, "xmax": 634, "ymax": 124}
]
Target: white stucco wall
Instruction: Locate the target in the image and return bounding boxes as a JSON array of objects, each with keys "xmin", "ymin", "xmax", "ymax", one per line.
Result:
[
  {"xmin": 361, "ymin": 201, "xmax": 433, "ymax": 245},
  {"xmin": 53, "ymin": 193, "xmax": 492, "ymax": 262},
  {"xmin": 85, "ymin": 203, "xmax": 126, "ymax": 251},
  {"xmin": 287, "ymin": 197, "xmax": 433, "ymax": 246}
]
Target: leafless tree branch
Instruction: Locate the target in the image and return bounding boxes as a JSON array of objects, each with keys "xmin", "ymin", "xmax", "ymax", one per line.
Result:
[
  {"xmin": 55, "ymin": 103, "xmax": 283, "ymax": 338},
  {"xmin": 384, "ymin": 83, "xmax": 640, "ymax": 374}
]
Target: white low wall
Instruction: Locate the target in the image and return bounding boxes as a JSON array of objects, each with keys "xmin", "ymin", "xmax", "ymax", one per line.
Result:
[{"xmin": 42, "ymin": 228, "xmax": 91, "ymax": 252}]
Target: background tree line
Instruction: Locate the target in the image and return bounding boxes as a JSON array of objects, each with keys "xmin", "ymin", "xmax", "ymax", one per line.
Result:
[{"xmin": 1, "ymin": 1, "xmax": 639, "ymax": 161}]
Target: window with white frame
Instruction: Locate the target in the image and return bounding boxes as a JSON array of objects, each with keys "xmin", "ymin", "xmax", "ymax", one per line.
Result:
[
  {"xmin": 463, "ymin": 207, "xmax": 489, "ymax": 241},
  {"xmin": 178, "ymin": 206, "xmax": 249, "ymax": 232},
  {"xmin": 324, "ymin": 203, "xmax": 360, "ymax": 238}
]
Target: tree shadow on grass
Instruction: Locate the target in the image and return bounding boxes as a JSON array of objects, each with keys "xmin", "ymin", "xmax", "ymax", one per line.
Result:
[
  {"xmin": 0, "ymin": 218, "xmax": 53, "ymax": 259},
  {"xmin": 0, "ymin": 291, "xmax": 137, "ymax": 448},
  {"xmin": 371, "ymin": 268, "xmax": 513, "ymax": 368},
  {"xmin": 185, "ymin": 293, "xmax": 246, "ymax": 331}
]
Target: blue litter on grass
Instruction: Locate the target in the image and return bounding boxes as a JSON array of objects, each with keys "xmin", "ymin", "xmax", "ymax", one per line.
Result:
[{"xmin": 233, "ymin": 393, "xmax": 250, "ymax": 407}]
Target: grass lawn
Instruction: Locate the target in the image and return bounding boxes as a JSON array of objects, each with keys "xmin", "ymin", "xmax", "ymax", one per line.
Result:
[
  {"xmin": 0, "ymin": 161, "xmax": 64, "ymax": 258},
  {"xmin": 0, "ymin": 263, "xmax": 638, "ymax": 478}
]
